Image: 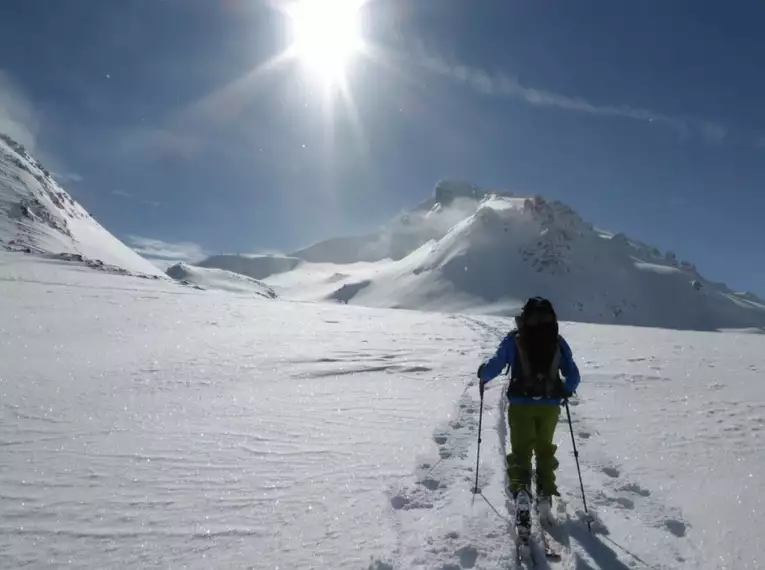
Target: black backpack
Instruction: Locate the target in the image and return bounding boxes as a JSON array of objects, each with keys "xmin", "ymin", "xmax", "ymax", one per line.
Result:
[{"xmin": 507, "ymin": 297, "xmax": 566, "ymax": 399}]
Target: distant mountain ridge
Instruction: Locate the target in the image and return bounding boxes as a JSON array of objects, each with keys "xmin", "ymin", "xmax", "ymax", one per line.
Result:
[{"xmin": 199, "ymin": 180, "xmax": 765, "ymax": 331}]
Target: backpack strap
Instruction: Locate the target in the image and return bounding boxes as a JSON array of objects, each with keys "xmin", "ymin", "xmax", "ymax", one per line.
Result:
[
  {"xmin": 548, "ymin": 343, "xmax": 561, "ymax": 380},
  {"xmin": 514, "ymin": 334, "xmax": 534, "ymax": 381}
]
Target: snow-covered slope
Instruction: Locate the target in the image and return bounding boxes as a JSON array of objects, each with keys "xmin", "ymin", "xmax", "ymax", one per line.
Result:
[
  {"xmin": 196, "ymin": 253, "xmax": 302, "ymax": 280},
  {"xmin": 166, "ymin": 262, "xmax": 276, "ymax": 298},
  {"xmin": 0, "ymin": 133, "xmax": 163, "ymax": 277},
  {"xmin": 2, "ymin": 253, "xmax": 764, "ymax": 569},
  {"xmin": 291, "ymin": 181, "xmax": 505, "ymax": 264},
  {"xmin": 355, "ymin": 194, "xmax": 765, "ymax": 330},
  {"xmin": 205, "ymin": 186, "xmax": 765, "ymax": 331}
]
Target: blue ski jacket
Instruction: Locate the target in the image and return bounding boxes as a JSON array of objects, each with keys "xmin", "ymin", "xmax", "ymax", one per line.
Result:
[{"xmin": 478, "ymin": 332, "xmax": 581, "ymax": 406}]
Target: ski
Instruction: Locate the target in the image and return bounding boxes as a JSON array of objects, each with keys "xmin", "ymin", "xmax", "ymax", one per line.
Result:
[
  {"xmin": 535, "ymin": 502, "xmax": 562, "ymax": 560},
  {"xmin": 515, "ymin": 521, "xmax": 562, "ymax": 567},
  {"xmin": 513, "ymin": 490, "xmax": 534, "ymax": 567},
  {"xmin": 538, "ymin": 524, "xmax": 561, "ymax": 560},
  {"xmin": 515, "ymin": 539, "xmax": 533, "ymax": 567},
  {"xmin": 513, "ymin": 492, "xmax": 565, "ymax": 566}
]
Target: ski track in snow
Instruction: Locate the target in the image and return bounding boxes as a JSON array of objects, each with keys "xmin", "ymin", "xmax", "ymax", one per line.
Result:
[{"xmin": 2, "ymin": 255, "xmax": 765, "ymax": 569}]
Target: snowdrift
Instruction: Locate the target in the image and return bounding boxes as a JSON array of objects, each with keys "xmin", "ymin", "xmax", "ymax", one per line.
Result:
[
  {"xmin": 0, "ymin": 134, "xmax": 164, "ymax": 277},
  {"xmin": 207, "ymin": 183, "xmax": 765, "ymax": 331},
  {"xmin": 166, "ymin": 262, "xmax": 276, "ymax": 298}
]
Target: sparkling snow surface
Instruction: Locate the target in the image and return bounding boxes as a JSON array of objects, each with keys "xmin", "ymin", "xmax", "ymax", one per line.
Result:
[{"xmin": 2, "ymin": 253, "xmax": 765, "ymax": 569}]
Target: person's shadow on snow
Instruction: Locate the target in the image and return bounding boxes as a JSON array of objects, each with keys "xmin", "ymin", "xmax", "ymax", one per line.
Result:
[{"xmin": 564, "ymin": 521, "xmax": 658, "ymax": 570}]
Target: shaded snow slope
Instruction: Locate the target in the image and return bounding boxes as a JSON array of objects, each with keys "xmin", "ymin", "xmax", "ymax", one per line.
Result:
[
  {"xmin": 0, "ymin": 134, "xmax": 163, "ymax": 277},
  {"xmin": 2, "ymin": 254, "xmax": 764, "ymax": 569},
  {"xmin": 166, "ymin": 262, "xmax": 276, "ymax": 298},
  {"xmin": 196, "ymin": 253, "xmax": 302, "ymax": 280},
  {"xmin": 263, "ymin": 193, "xmax": 765, "ymax": 331}
]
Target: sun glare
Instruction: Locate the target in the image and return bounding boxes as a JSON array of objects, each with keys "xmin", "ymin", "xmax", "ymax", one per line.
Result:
[{"xmin": 287, "ymin": 0, "xmax": 364, "ymax": 84}]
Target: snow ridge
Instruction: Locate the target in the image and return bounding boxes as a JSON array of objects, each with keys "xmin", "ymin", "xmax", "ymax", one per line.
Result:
[
  {"xmin": 0, "ymin": 133, "xmax": 163, "ymax": 277},
  {"xmin": 166, "ymin": 262, "xmax": 277, "ymax": 298}
]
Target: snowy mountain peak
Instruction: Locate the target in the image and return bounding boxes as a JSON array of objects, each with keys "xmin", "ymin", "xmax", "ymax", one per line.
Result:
[
  {"xmin": 433, "ymin": 179, "xmax": 515, "ymax": 206},
  {"xmin": 202, "ymin": 185, "xmax": 765, "ymax": 331},
  {"xmin": 0, "ymin": 133, "xmax": 163, "ymax": 277}
]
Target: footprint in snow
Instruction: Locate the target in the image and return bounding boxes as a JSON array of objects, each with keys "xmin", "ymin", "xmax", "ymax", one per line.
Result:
[
  {"xmin": 433, "ymin": 434, "xmax": 448, "ymax": 445},
  {"xmin": 617, "ymin": 482, "xmax": 651, "ymax": 497},
  {"xmin": 390, "ymin": 494, "xmax": 410, "ymax": 510},
  {"xmin": 594, "ymin": 491, "xmax": 634, "ymax": 511},
  {"xmin": 602, "ymin": 466, "xmax": 620, "ymax": 478},
  {"xmin": 389, "ymin": 493, "xmax": 433, "ymax": 511},
  {"xmin": 613, "ymin": 496, "xmax": 635, "ymax": 510},
  {"xmin": 664, "ymin": 518, "xmax": 688, "ymax": 538},
  {"xmin": 455, "ymin": 545, "xmax": 479, "ymax": 568},
  {"xmin": 420, "ymin": 476, "xmax": 441, "ymax": 491},
  {"xmin": 401, "ymin": 365, "xmax": 434, "ymax": 373},
  {"xmin": 578, "ymin": 431, "xmax": 592, "ymax": 439}
]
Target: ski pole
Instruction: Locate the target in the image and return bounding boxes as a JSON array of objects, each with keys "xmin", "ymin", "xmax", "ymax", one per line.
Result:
[
  {"xmin": 565, "ymin": 399, "xmax": 592, "ymax": 532},
  {"xmin": 472, "ymin": 385, "xmax": 484, "ymax": 494}
]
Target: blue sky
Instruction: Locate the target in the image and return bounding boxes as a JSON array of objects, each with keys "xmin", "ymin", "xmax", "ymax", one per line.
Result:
[{"xmin": 1, "ymin": 0, "xmax": 764, "ymax": 295}]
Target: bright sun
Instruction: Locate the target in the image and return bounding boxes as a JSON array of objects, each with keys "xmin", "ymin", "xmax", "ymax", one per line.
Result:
[{"xmin": 287, "ymin": 0, "xmax": 364, "ymax": 84}]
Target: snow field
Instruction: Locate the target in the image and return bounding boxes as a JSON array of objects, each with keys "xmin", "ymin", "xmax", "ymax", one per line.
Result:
[
  {"xmin": 1, "ymin": 256, "xmax": 480, "ymax": 568},
  {"xmin": 2, "ymin": 255, "xmax": 765, "ymax": 569}
]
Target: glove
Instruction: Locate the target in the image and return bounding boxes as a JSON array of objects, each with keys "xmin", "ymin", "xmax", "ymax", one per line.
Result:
[{"xmin": 477, "ymin": 363, "xmax": 488, "ymax": 397}]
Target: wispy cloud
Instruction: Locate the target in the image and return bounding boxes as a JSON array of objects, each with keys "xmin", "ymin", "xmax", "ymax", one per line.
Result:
[
  {"xmin": 418, "ymin": 53, "xmax": 729, "ymax": 144},
  {"xmin": 0, "ymin": 70, "xmax": 39, "ymax": 151},
  {"xmin": 52, "ymin": 171, "xmax": 84, "ymax": 184},
  {"xmin": 127, "ymin": 235, "xmax": 208, "ymax": 264},
  {"xmin": 111, "ymin": 190, "xmax": 160, "ymax": 208}
]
